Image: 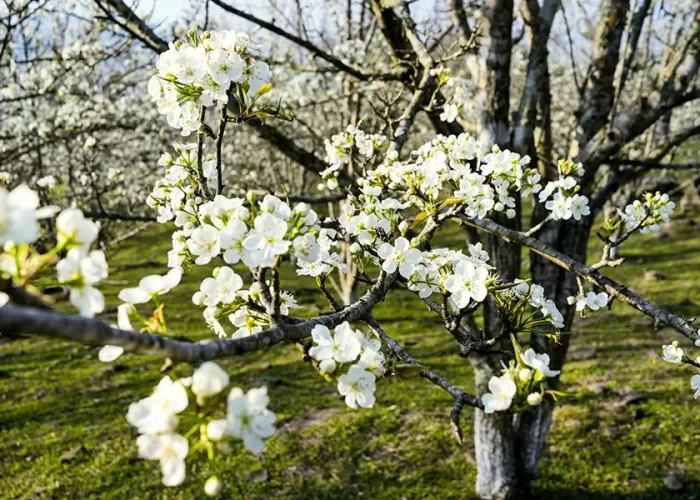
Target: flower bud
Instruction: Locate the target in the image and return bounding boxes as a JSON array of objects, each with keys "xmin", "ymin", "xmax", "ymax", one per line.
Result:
[
  {"xmin": 204, "ymin": 475, "xmax": 222, "ymax": 497},
  {"xmin": 206, "ymin": 419, "xmax": 230, "ymax": 441},
  {"xmin": 319, "ymin": 359, "xmax": 337, "ymax": 375},
  {"xmin": 527, "ymin": 393, "xmax": 542, "ymax": 406},
  {"xmin": 518, "ymin": 368, "xmax": 533, "ymax": 383},
  {"xmin": 398, "ymin": 220, "xmax": 409, "ymax": 234},
  {"xmin": 349, "ymin": 242, "xmax": 362, "ymax": 254}
]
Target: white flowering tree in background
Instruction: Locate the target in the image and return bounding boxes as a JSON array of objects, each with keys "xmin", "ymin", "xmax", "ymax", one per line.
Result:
[{"xmin": 1, "ymin": 0, "xmax": 699, "ymax": 498}]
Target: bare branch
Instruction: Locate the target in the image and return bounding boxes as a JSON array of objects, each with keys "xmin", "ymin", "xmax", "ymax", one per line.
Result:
[
  {"xmin": 0, "ymin": 270, "xmax": 399, "ymax": 362},
  {"xmin": 95, "ymin": 0, "xmax": 168, "ymax": 53},
  {"xmin": 365, "ymin": 316, "xmax": 483, "ymax": 411},
  {"xmin": 209, "ymin": 0, "xmax": 404, "ymax": 82}
]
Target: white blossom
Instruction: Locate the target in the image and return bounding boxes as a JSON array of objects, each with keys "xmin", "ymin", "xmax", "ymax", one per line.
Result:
[
  {"xmin": 206, "ymin": 419, "xmax": 232, "ymax": 441},
  {"xmin": 204, "ymin": 475, "xmax": 223, "ymax": 497},
  {"xmin": 585, "ymin": 291, "xmax": 608, "ymax": 311},
  {"xmin": 309, "ymin": 322, "xmax": 362, "ymax": 364},
  {"xmin": 662, "ymin": 344, "xmax": 684, "ymax": 364},
  {"xmin": 192, "ymin": 362, "xmax": 230, "ymax": 403},
  {"xmin": 137, "ymin": 433, "xmax": 189, "ymax": 487},
  {"xmin": 119, "ymin": 269, "xmax": 182, "ymax": 304},
  {"xmin": 377, "ymin": 237, "xmax": 422, "ymax": 277},
  {"xmin": 337, "ymin": 364, "xmax": 377, "ymax": 409},
  {"xmin": 242, "ymin": 212, "xmax": 290, "ymax": 268},
  {"xmin": 444, "ymin": 261, "xmax": 489, "ymax": 309},
  {"xmin": 526, "ymin": 392, "xmax": 543, "ymax": 406},
  {"xmin": 56, "ymin": 249, "xmax": 108, "ymax": 317},
  {"xmin": 227, "ymin": 386, "xmax": 276, "ymax": 454},
  {"xmin": 99, "ymin": 303, "xmax": 135, "ymax": 362},
  {"xmin": 0, "ymin": 185, "xmax": 58, "ymax": 245},
  {"xmin": 198, "ymin": 267, "xmax": 243, "ymax": 307},
  {"xmin": 56, "ymin": 208, "xmax": 99, "ymax": 251},
  {"xmin": 481, "ymin": 373, "xmax": 516, "ymax": 413},
  {"xmin": 188, "ymin": 224, "xmax": 221, "ymax": 265},
  {"xmin": 691, "ymin": 374, "xmax": 700, "ymax": 399},
  {"xmin": 127, "ymin": 376, "xmax": 189, "ymax": 435},
  {"xmin": 523, "ymin": 348, "xmax": 561, "ymax": 377}
]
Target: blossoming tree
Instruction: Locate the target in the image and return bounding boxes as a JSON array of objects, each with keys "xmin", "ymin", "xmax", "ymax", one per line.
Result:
[{"xmin": 1, "ymin": 0, "xmax": 699, "ymax": 498}]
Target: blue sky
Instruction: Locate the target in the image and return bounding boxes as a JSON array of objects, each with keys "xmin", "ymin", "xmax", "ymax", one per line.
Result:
[{"xmin": 135, "ymin": 0, "xmax": 189, "ymax": 24}]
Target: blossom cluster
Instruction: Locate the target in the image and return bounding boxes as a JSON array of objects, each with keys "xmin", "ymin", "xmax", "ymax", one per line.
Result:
[
  {"xmin": 538, "ymin": 159, "xmax": 590, "ymax": 221},
  {"xmin": 320, "ymin": 125, "xmax": 387, "ymax": 190},
  {"xmin": 147, "ymin": 189, "xmax": 349, "ymax": 338},
  {"xmin": 499, "ymin": 280, "xmax": 566, "ymax": 331},
  {"xmin": 193, "ymin": 268, "xmax": 301, "ymax": 339},
  {"xmin": 661, "ymin": 340, "xmax": 700, "ymax": 400},
  {"xmin": 127, "ymin": 361, "xmax": 275, "ymax": 492},
  {"xmin": 0, "ymin": 184, "xmax": 107, "ymax": 317},
  {"xmin": 147, "ymin": 143, "xmax": 223, "ymax": 219},
  {"xmin": 482, "ymin": 344, "xmax": 561, "ymax": 414},
  {"xmin": 148, "ymin": 29, "xmax": 269, "ymax": 135},
  {"xmin": 430, "ymin": 67, "xmax": 475, "ymax": 123},
  {"xmin": 309, "ymin": 321, "xmax": 385, "ymax": 409},
  {"xmin": 567, "ymin": 290, "xmax": 609, "ymax": 315},
  {"xmin": 147, "ymin": 148, "xmax": 346, "ymax": 281},
  {"xmin": 618, "ymin": 192, "xmax": 675, "ymax": 234},
  {"xmin": 360, "ymin": 133, "xmax": 540, "ymax": 220}
]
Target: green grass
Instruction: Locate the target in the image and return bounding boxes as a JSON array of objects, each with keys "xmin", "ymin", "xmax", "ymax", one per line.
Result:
[{"xmin": 1, "ymin": 214, "xmax": 699, "ymax": 499}]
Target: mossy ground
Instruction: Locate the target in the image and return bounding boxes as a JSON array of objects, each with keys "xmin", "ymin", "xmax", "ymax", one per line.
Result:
[{"xmin": 1, "ymin": 214, "xmax": 699, "ymax": 500}]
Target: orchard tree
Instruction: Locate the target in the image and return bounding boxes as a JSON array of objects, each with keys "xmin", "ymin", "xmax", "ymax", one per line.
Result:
[{"xmin": 1, "ymin": 0, "xmax": 699, "ymax": 499}]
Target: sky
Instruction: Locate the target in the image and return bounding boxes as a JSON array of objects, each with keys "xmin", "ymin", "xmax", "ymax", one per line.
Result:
[
  {"xmin": 135, "ymin": 0, "xmax": 189, "ymax": 24},
  {"xmin": 134, "ymin": 0, "xmax": 437, "ymax": 30}
]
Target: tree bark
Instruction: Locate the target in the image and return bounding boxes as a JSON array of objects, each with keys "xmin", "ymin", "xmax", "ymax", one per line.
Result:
[
  {"xmin": 472, "ymin": 353, "xmax": 518, "ymax": 499},
  {"xmin": 474, "ymin": 219, "xmax": 521, "ymax": 498},
  {"xmin": 516, "ymin": 216, "xmax": 594, "ymax": 487},
  {"xmin": 468, "ymin": 0, "xmax": 519, "ymax": 495}
]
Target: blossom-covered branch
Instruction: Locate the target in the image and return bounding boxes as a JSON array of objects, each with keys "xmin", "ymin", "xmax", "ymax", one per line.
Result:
[{"xmin": 459, "ymin": 215, "xmax": 699, "ymax": 342}]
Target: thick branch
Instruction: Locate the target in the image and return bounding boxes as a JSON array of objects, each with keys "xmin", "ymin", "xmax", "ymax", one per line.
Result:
[
  {"xmin": 96, "ymin": 0, "xmax": 168, "ymax": 52},
  {"xmin": 577, "ymin": 0, "xmax": 630, "ymax": 146},
  {"xmin": 85, "ymin": 211, "xmax": 156, "ymax": 222},
  {"xmin": 0, "ymin": 270, "xmax": 398, "ymax": 362}
]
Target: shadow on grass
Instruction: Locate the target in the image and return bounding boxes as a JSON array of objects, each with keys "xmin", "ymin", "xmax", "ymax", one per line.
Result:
[{"xmin": 534, "ymin": 484, "xmax": 700, "ymax": 500}]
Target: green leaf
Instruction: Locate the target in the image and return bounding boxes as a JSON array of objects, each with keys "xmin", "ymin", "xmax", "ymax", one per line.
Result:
[
  {"xmin": 411, "ymin": 211, "xmax": 428, "ymax": 228},
  {"xmin": 439, "ymin": 197, "xmax": 464, "ymax": 209}
]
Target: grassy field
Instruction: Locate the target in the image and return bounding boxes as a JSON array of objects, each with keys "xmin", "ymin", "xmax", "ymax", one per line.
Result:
[{"xmin": 1, "ymin": 213, "xmax": 699, "ymax": 499}]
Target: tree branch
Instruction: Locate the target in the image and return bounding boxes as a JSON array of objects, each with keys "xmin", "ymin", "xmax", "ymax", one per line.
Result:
[
  {"xmin": 0, "ymin": 270, "xmax": 398, "ymax": 362},
  {"xmin": 94, "ymin": 0, "xmax": 339, "ymax": 186},
  {"xmin": 607, "ymin": 160, "xmax": 700, "ymax": 170},
  {"xmin": 209, "ymin": 0, "xmax": 404, "ymax": 82},
  {"xmin": 365, "ymin": 315, "xmax": 483, "ymax": 409},
  {"xmin": 458, "ymin": 214, "xmax": 700, "ymax": 342},
  {"xmin": 95, "ymin": 0, "xmax": 168, "ymax": 52}
]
